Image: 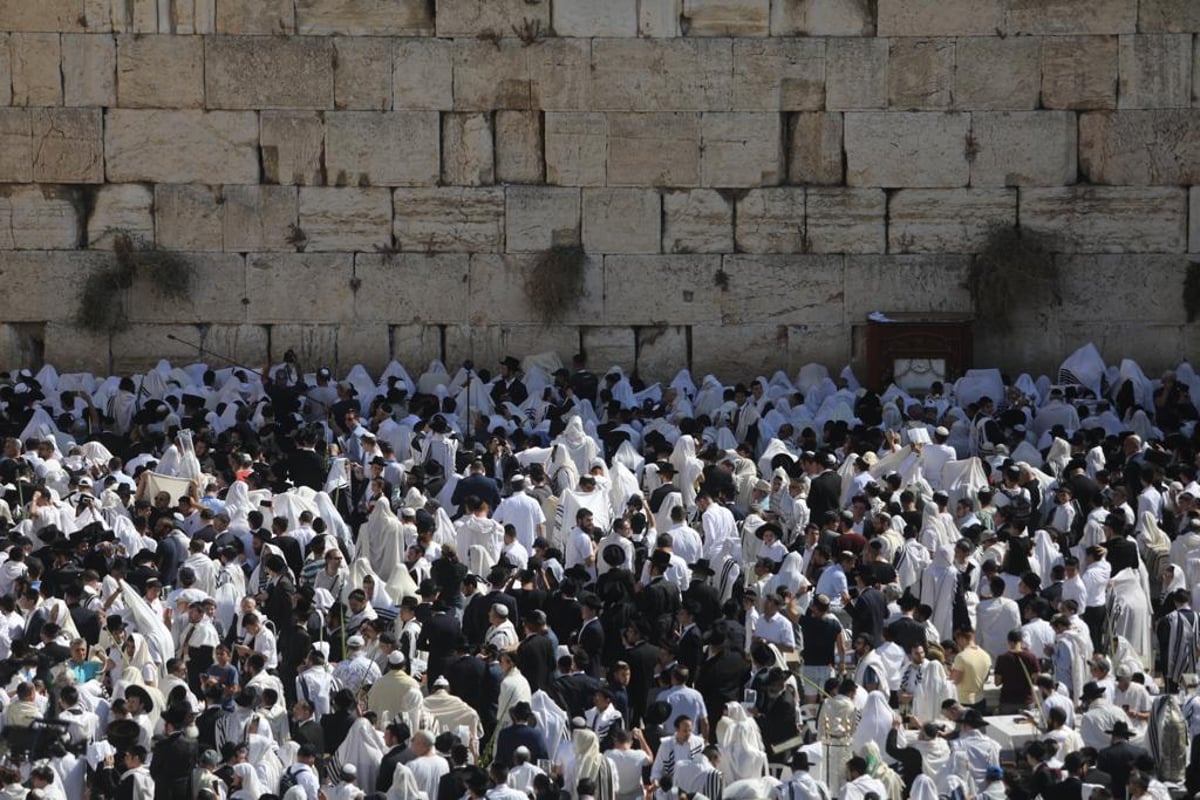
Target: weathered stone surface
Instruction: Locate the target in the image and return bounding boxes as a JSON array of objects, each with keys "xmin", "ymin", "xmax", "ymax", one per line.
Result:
[
  {"xmin": 608, "ymin": 113, "xmax": 701, "ymax": 187},
  {"xmin": 845, "ymin": 112, "xmax": 970, "ymax": 187},
  {"xmin": 214, "ymin": 0, "xmax": 294, "ymax": 34},
  {"xmin": 887, "ymin": 189, "xmax": 1017, "ymax": 253},
  {"xmin": 888, "ymin": 38, "xmax": 955, "ymax": 110},
  {"xmin": 87, "ymin": 184, "xmax": 154, "ymax": 248},
  {"xmin": 3, "ymin": 252, "xmax": 98, "ymax": 322},
  {"xmin": 787, "ymin": 112, "xmax": 843, "ymax": 185},
  {"xmin": 1041, "ymin": 36, "xmax": 1119, "ymax": 110},
  {"xmin": 732, "ymin": 39, "xmax": 825, "ymax": 111},
  {"xmin": 805, "ymin": 188, "xmax": 886, "ymax": 254},
  {"xmin": 662, "ymin": 190, "xmax": 733, "ymax": 254},
  {"xmin": 681, "ymin": 0, "xmax": 770, "ymax": 36},
  {"xmin": 468, "ymin": 252, "xmax": 602, "ymax": 325},
  {"xmin": 333, "ymin": 38, "xmax": 392, "ymax": 111},
  {"xmin": 545, "ymin": 112, "xmax": 607, "ymax": 187},
  {"xmin": 0, "ymin": 186, "xmax": 81, "ymax": 249},
  {"xmin": 435, "ymin": 0, "xmax": 550, "ymax": 37},
  {"xmin": 391, "ymin": 324, "xmax": 448, "ymax": 370},
  {"xmin": 0, "ymin": 324, "xmax": 45, "ymax": 371},
  {"xmin": 1006, "ymin": 0, "xmax": 1136, "ymax": 34},
  {"xmin": 11, "ymin": 33, "xmax": 62, "ymax": 106},
  {"xmin": 0, "ymin": 35, "xmax": 10, "ymax": 107},
  {"xmin": 701, "ymin": 113, "xmax": 783, "ymax": 187},
  {"xmin": 336, "ymin": 324, "xmax": 393, "ymax": 373},
  {"xmin": 1080, "ymin": 110, "xmax": 1200, "ymax": 185},
  {"xmin": 582, "ymin": 189, "xmax": 661, "ymax": 255},
  {"xmin": 505, "ymin": 187, "xmax": 581, "ymax": 252},
  {"xmin": 105, "ymin": 110, "xmax": 260, "ymax": 183},
  {"xmin": 0, "ymin": 1, "xmax": 86, "ymax": 32},
  {"xmin": 205, "ymin": 36, "xmax": 333, "ymax": 109},
  {"xmin": 1021, "ymin": 186, "xmax": 1187, "ymax": 252},
  {"xmin": 261, "ymin": 111, "xmax": 326, "ymax": 186},
  {"xmin": 721, "ymin": 254, "xmax": 845, "ymax": 324},
  {"xmin": 393, "ymin": 188, "xmax": 505, "ymax": 253},
  {"xmin": 591, "ymin": 39, "xmax": 732, "ymax": 112},
  {"xmin": 970, "ymin": 111, "xmax": 1079, "ymax": 186},
  {"xmin": 692, "ymin": 323, "xmax": 791, "ymax": 379},
  {"xmin": 528, "ymin": 39, "xmax": 593, "ymax": 112},
  {"xmin": 581, "ymin": 327, "xmax": 636, "ymax": 374},
  {"xmin": 442, "ymin": 113, "xmax": 495, "ymax": 186},
  {"xmin": 62, "ymin": 34, "xmax": 115, "ymax": 106},
  {"xmin": 788, "ymin": 324, "xmax": 852, "ymax": 371},
  {"xmin": 244, "ymin": 253, "xmax": 354, "ymax": 322},
  {"xmin": 735, "ymin": 189, "xmax": 806, "ymax": 254},
  {"xmin": 325, "ymin": 112, "xmax": 440, "ymax": 187},
  {"xmin": 393, "ymin": 39, "xmax": 453, "ymax": 111},
  {"xmin": 119, "ymin": 325, "xmax": 263, "ymax": 370},
  {"xmin": 467, "ymin": 325, "xmax": 581, "ymax": 370},
  {"xmin": 267, "ymin": 324, "xmax": 339, "ymax": 371},
  {"xmin": 954, "ymin": 37, "xmax": 1040, "ymax": 110},
  {"xmin": 1192, "ymin": 188, "xmax": 1200, "ymax": 253},
  {"xmin": 604, "ymin": 255, "xmax": 722, "ymax": 324},
  {"xmin": 553, "ymin": 0, "xmax": 638, "ymax": 37},
  {"xmin": 154, "ymin": 184, "xmax": 224, "ymax": 251},
  {"xmin": 495, "ymin": 111, "xmax": 544, "ymax": 184},
  {"xmin": 1139, "ymin": 0, "xmax": 1200, "ymax": 33},
  {"xmin": 638, "ymin": 0, "xmax": 680, "ymax": 37},
  {"xmin": 31, "ymin": 108, "xmax": 103, "ymax": 183},
  {"xmin": 117, "ymin": 34, "xmax": 202, "ymax": 108},
  {"xmin": 294, "ymin": 0, "xmax": 432, "ymax": 35},
  {"xmin": 0, "ymin": 110, "xmax": 32, "ymax": 182},
  {"xmin": 636, "ymin": 326, "xmax": 688, "ymax": 380},
  {"xmin": 124, "ymin": 255, "xmax": 249, "ymax": 324},
  {"xmin": 1119, "ymin": 34, "xmax": 1193, "ymax": 109},
  {"xmin": 354, "ymin": 253, "xmax": 470, "ymax": 323},
  {"xmin": 44, "ymin": 323, "xmax": 110, "ymax": 374},
  {"xmin": 297, "ymin": 187, "xmax": 392, "ymax": 252},
  {"xmin": 877, "ymin": 0, "xmax": 1003, "ymax": 36},
  {"xmin": 1056, "ymin": 255, "xmax": 1185, "ymax": 322},
  {"xmin": 825, "ymin": 38, "xmax": 888, "ymax": 110},
  {"xmin": 454, "ymin": 39, "xmax": 594, "ymax": 112},
  {"xmin": 842, "ymin": 255, "xmax": 972, "ymax": 321},
  {"xmin": 221, "ymin": 186, "xmax": 298, "ymax": 252},
  {"xmin": 770, "ymin": 0, "xmax": 876, "ymax": 36}
]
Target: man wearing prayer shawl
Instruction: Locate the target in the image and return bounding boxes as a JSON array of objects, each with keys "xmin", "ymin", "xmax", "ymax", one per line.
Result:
[{"xmin": 1158, "ymin": 588, "xmax": 1200, "ymax": 692}]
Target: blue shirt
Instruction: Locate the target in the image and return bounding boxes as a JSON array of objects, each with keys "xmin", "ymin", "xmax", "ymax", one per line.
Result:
[
  {"xmin": 67, "ymin": 660, "xmax": 101, "ymax": 684},
  {"xmin": 659, "ymin": 685, "xmax": 709, "ymax": 730}
]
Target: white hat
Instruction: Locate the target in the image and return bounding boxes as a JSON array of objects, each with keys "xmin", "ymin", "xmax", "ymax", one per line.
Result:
[
  {"xmin": 388, "ymin": 650, "xmax": 405, "ymax": 666},
  {"xmin": 934, "ymin": 426, "xmax": 950, "ymax": 437},
  {"xmin": 342, "ymin": 764, "xmax": 357, "ymax": 778},
  {"xmin": 346, "ymin": 635, "xmax": 365, "ymax": 649},
  {"xmin": 491, "ymin": 603, "xmax": 509, "ymax": 617},
  {"xmin": 400, "ymin": 506, "xmax": 416, "ymax": 518},
  {"xmin": 433, "ymin": 675, "xmax": 450, "ymax": 688},
  {"xmin": 77, "ymin": 476, "xmax": 93, "ymax": 487}
]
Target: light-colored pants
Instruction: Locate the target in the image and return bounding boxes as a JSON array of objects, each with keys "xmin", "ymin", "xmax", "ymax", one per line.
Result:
[{"xmin": 800, "ymin": 665, "xmax": 836, "ymax": 697}]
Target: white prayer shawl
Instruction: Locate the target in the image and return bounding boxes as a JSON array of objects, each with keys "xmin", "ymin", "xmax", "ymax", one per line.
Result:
[
  {"xmin": 555, "ymin": 488, "xmax": 612, "ymax": 549},
  {"xmin": 1164, "ymin": 604, "xmax": 1200, "ymax": 685},
  {"xmin": 1032, "ymin": 529, "xmax": 1063, "ymax": 585},
  {"xmin": 895, "ymin": 539, "xmax": 931, "ymax": 593},
  {"xmin": 248, "ymin": 733, "xmax": 284, "ymax": 794},
  {"xmin": 385, "ymin": 762, "xmax": 428, "ymax": 800},
  {"xmin": 608, "ymin": 462, "xmax": 641, "ymax": 518},
  {"xmin": 1058, "ymin": 343, "xmax": 1106, "ymax": 397},
  {"xmin": 1108, "ymin": 565, "xmax": 1153, "ymax": 670},
  {"xmin": 919, "ymin": 546, "xmax": 958, "ymax": 644},
  {"xmin": 144, "ymin": 472, "xmax": 193, "ymax": 505},
  {"xmin": 852, "ymin": 692, "xmax": 894, "ymax": 757},
  {"xmin": 225, "ymin": 481, "xmax": 254, "ymax": 527},
  {"xmin": 716, "ymin": 703, "xmax": 768, "ymax": 783},
  {"xmin": 839, "ymin": 774, "xmax": 888, "ymax": 800},
  {"xmin": 231, "ymin": 763, "xmax": 264, "ymax": 799},
  {"xmin": 119, "ymin": 581, "xmax": 172, "ymax": 679},
  {"xmin": 359, "ymin": 503, "xmax": 404, "ymax": 588},
  {"xmin": 554, "ymin": 417, "xmax": 600, "ymax": 480},
  {"xmin": 976, "ymin": 597, "xmax": 1021, "ymax": 659},
  {"xmin": 530, "ymin": 689, "xmax": 570, "ymax": 753},
  {"xmin": 422, "ymin": 690, "xmax": 482, "ymax": 753},
  {"xmin": 214, "ymin": 560, "xmax": 246, "ymax": 634},
  {"xmin": 120, "ymin": 765, "xmax": 156, "ymax": 800},
  {"xmin": 613, "ymin": 440, "xmax": 645, "ymax": 482},
  {"xmin": 670, "ymin": 436, "xmax": 703, "ymax": 511},
  {"xmin": 765, "ymin": 552, "xmax": 808, "ymax": 600},
  {"xmin": 183, "ymin": 552, "xmax": 217, "ymax": 596},
  {"xmin": 909, "ymin": 775, "xmax": 938, "ymax": 800},
  {"xmin": 336, "ymin": 717, "xmax": 387, "ymax": 792},
  {"xmin": 694, "ymin": 376, "xmax": 726, "ymax": 418}
]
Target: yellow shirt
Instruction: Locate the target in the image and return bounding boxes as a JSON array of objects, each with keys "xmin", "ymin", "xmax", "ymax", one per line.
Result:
[{"xmin": 952, "ymin": 644, "xmax": 991, "ymax": 704}]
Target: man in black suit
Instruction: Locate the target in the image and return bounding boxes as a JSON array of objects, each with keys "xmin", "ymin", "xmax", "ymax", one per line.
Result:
[
  {"xmin": 516, "ymin": 610, "xmax": 556, "ymax": 693},
  {"xmin": 444, "ymin": 637, "xmax": 489, "ymax": 712},
  {"xmin": 675, "ymin": 602, "xmax": 704, "ymax": 677},
  {"xmin": 260, "ymin": 554, "xmax": 296, "ymax": 632},
  {"xmin": 622, "ymin": 620, "xmax": 663, "ymax": 728},
  {"xmin": 807, "ymin": 452, "xmax": 843, "ymax": 522},
  {"xmin": 683, "ymin": 561, "xmax": 721, "ymax": 629},
  {"xmin": 1096, "ymin": 721, "xmax": 1150, "ymax": 800},
  {"xmin": 638, "ymin": 551, "xmax": 681, "ymax": 645},
  {"xmin": 65, "ymin": 584, "xmax": 100, "ymax": 646},
  {"xmin": 694, "ymin": 626, "xmax": 750, "ymax": 735},
  {"xmin": 463, "ymin": 567, "xmax": 518, "ymax": 646},
  {"xmin": 287, "ymin": 432, "xmax": 326, "ymax": 490},
  {"xmin": 509, "ymin": 569, "xmax": 547, "ymax": 629},
  {"xmin": 547, "ymin": 575, "xmax": 584, "ymax": 646},
  {"xmin": 376, "ymin": 721, "xmax": 412, "ymax": 794},
  {"xmin": 494, "ymin": 701, "xmax": 550, "ymax": 765},
  {"xmin": 36, "ymin": 624, "xmax": 72, "ymax": 665},
  {"xmin": 553, "ymin": 652, "xmax": 600, "ymax": 718},
  {"xmin": 417, "ymin": 602, "xmax": 462, "ymax": 687},
  {"xmin": 450, "ymin": 462, "xmax": 501, "ymax": 517},
  {"xmin": 1103, "ymin": 514, "xmax": 1140, "ymax": 576},
  {"xmin": 575, "ymin": 594, "xmax": 605, "ymax": 677},
  {"xmin": 291, "ymin": 699, "xmax": 325, "ymax": 754},
  {"xmin": 151, "ymin": 705, "xmax": 199, "ymax": 800},
  {"xmin": 491, "ymin": 356, "xmax": 529, "ymax": 407}
]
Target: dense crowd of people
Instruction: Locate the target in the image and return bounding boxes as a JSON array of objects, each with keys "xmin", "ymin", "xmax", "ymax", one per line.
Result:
[{"xmin": 0, "ymin": 342, "xmax": 1197, "ymax": 800}]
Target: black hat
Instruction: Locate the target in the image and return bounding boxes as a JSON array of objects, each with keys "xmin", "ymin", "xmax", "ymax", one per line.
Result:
[
  {"xmin": 755, "ymin": 522, "xmax": 783, "ymax": 541},
  {"xmin": 124, "ymin": 685, "xmax": 154, "ymax": 713},
  {"xmin": 1105, "ymin": 720, "xmax": 1133, "ymax": 738},
  {"xmin": 500, "ymin": 356, "xmax": 521, "ymax": 371},
  {"xmin": 650, "ymin": 550, "xmax": 672, "ymax": 569},
  {"xmin": 564, "ymin": 565, "xmax": 591, "ymax": 584},
  {"xmin": 581, "ymin": 593, "xmax": 603, "ymax": 611},
  {"xmin": 692, "ymin": 558, "xmax": 715, "ymax": 576},
  {"xmin": 656, "ymin": 462, "xmax": 676, "ymax": 476},
  {"xmin": 602, "ymin": 543, "xmax": 626, "ymax": 566},
  {"xmin": 594, "ymin": 686, "xmax": 614, "ymax": 700},
  {"xmin": 161, "ymin": 704, "xmax": 188, "ymax": 728},
  {"xmin": 105, "ymin": 615, "xmax": 128, "ymax": 632},
  {"xmin": 702, "ymin": 627, "xmax": 726, "ymax": 647},
  {"xmin": 960, "ymin": 709, "xmax": 989, "ymax": 728},
  {"xmin": 1080, "ymin": 681, "xmax": 1106, "ymax": 701},
  {"xmin": 418, "ymin": 579, "xmax": 437, "ymax": 597}
]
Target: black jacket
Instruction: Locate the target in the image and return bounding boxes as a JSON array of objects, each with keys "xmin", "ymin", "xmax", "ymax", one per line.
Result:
[
  {"xmin": 516, "ymin": 632, "xmax": 557, "ymax": 694},
  {"xmin": 450, "ymin": 474, "xmax": 501, "ymax": 515},
  {"xmin": 417, "ymin": 611, "xmax": 462, "ymax": 685},
  {"xmin": 553, "ymin": 671, "xmax": 601, "ymax": 719},
  {"xmin": 377, "ymin": 744, "xmax": 407, "ymax": 793},
  {"xmin": 151, "ymin": 732, "xmax": 198, "ymax": 800},
  {"xmin": 293, "ymin": 717, "xmax": 325, "ymax": 754},
  {"xmin": 444, "ymin": 654, "xmax": 490, "ymax": 712},
  {"xmin": 808, "ymin": 470, "xmax": 842, "ymax": 522},
  {"xmin": 694, "ymin": 648, "xmax": 750, "ymax": 727}
]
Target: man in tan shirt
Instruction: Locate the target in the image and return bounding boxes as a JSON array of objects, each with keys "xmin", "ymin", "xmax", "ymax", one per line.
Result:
[
  {"xmin": 3, "ymin": 682, "xmax": 39, "ymax": 728},
  {"xmin": 949, "ymin": 627, "xmax": 992, "ymax": 709}
]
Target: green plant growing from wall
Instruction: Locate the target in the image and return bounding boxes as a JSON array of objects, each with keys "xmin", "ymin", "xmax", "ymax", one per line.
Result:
[
  {"xmin": 968, "ymin": 225, "xmax": 1060, "ymax": 331},
  {"xmin": 76, "ymin": 230, "xmax": 193, "ymax": 333},
  {"xmin": 524, "ymin": 244, "xmax": 587, "ymax": 324}
]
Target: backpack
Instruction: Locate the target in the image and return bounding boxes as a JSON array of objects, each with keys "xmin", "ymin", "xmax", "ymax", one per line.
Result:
[
  {"xmin": 1000, "ymin": 487, "xmax": 1033, "ymax": 528},
  {"xmin": 280, "ymin": 764, "xmax": 306, "ymax": 794}
]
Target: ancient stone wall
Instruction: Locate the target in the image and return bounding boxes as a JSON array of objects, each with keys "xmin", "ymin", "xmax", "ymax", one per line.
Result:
[{"xmin": 0, "ymin": 0, "xmax": 1197, "ymax": 381}]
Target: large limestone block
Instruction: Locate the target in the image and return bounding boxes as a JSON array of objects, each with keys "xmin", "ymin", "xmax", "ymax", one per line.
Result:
[
  {"xmin": 44, "ymin": 323, "xmax": 110, "ymax": 374},
  {"xmin": 124, "ymin": 255, "xmax": 249, "ymax": 324},
  {"xmin": 787, "ymin": 112, "xmax": 843, "ymax": 185},
  {"xmin": 111, "ymin": 325, "xmax": 267, "ymax": 373},
  {"xmin": 0, "ymin": 110, "xmax": 32, "ymax": 182},
  {"xmin": 244, "ymin": 253, "xmax": 354, "ymax": 322},
  {"xmin": 87, "ymin": 183, "xmax": 154, "ymax": 248},
  {"xmin": 720, "ymin": 254, "xmax": 845, "ymax": 325},
  {"xmin": 604, "ymin": 255, "xmax": 722, "ymax": 324},
  {"xmin": 354, "ymin": 253, "xmax": 470, "ymax": 323},
  {"xmin": 1006, "ymin": 0, "xmax": 1136, "ymax": 34},
  {"xmin": 581, "ymin": 327, "xmax": 636, "ymax": 375},
  {"xmin": 215, "ymin": 0, "xmax": 294, "ymax": 34},
  {"xmin": 970, "ymin": 111, "xmax": 1078, "ymax": 187},
  {"xmin": 205, "ymin": 36, "xmax": 333, "ymax": 109},
  {"xmin": 333, "ymin": 38, "xmax": 392, "ymax": 111},
  {"xmin": 681, "ymin": 0, "xmax": 769, "ymax": 36},
  {"xmin": 887, "ymin": 189, "xmax": 1017, "ymax": 253},
  {"xmin": 266, "ymin": 324, "xmax": 338, "ymax": 370},
  {"xmin": 607, "ymin": 113, "xmax": 701, "ymax": 187},
  {"xmin": 442, "ymin": 113, "xmax": 495, "ymax": 186},
  {"xmin": 325, "ymin": 111, "xmax": 439, "ymax": 187},
  {"xmin": 591, "ymin": 39, "xmax": 731, "ymax": 111},
  {"xmin": 391, "ymin": 325, "xmax": 447, "ymax": 370},
  {"xmin": 638, "ymin": 0, "xmax": 681, "ymax": 37},
  {"xmin": 1192, "ymin": 188, "xmax": 1200, "ymax": 253},
  {"xmin": 1041, "ymin": 36, "xmax": 1118, "ymax": 110},
  {"xmin": 582, "ymin": 189, "xmax": 661, "ymax": 255},
  {"xmin": 888, "ymin": 38, "xmax": 954, "ymax": 110},
  {"xmin": 505, "ymin": 187, "xmax": 581, "ymax": 252},
  {"xmin": 1118, "ymin": 34, "xmax": 1192, "ymax": 109},
  {"xmin": 805, "ymin": 188, "xmax": 886, "ymax": 254},
  {"xmin": 528, "ymin": 39, "xmax": 593, "ymax": 111},
  {"xmin": 0, "ymin": 186, "xmax": 81, "ymax": 249},
  {"xmin": 662, "ymin": 190, "xmax": 733, "ymax": 254},
  {"xmin": 692, "ymin": 323, "xmax": 790, "ymax": 380},
  {"xmin": 468, "ymin": 252, "xmax": 602, "ymax": 325},
  {"xmin": 261, "ymin": 111, "xmax": 325, "ymax": 186},
  {"xmin": 154, "ymin": 184, "xmax": 224, "ymax": 251},
  {"xmin": 731, "ymin": 39, "xmax": 825, "ymax": 111},
  {"xmin": 701, "ymin": 113, "xmax": 783, "ymax": 187},
  {"xmin": 495, "ymin": 111, "xmax": 544, "ymax": 184},
  {"xmin": 392, "ymin": 188, "xmax": 506, "ymax": 253},
  {"xmin": 1139, "ymin": 0, "xmax": 1200, "ymax": 33},
  {"xmin": 393, "ymin": 39, "xmax": 453, "ymax": 111},
  {"xmin": 786, "ymin": 324, "xmax": 851, "ymax": 371},
  {"xmin": 6, "ymin": 252, "xmax": 103, "ymax": 322},
  {"xmin": 545, "ymin": 112, "xmax": 607, "ymax": 187},
  {"xmin": 1020, "ymin": 186, "xmax": 1187, "ymax": 253},
  {"xmin": 453, "ymin": 39, "xmax": 592, "ymax": 112},
  {"xmin": 954, "ymin": 37, "xmax": 1040, "ymax": 110},
  {"xmin": 297, "ymin": 187, "xmax": 392, "ymax": 252},
  {"xmin": 1080, "ymin": 111, "xmax": 1200, "ymax": 185},
  {"xmin": 842, "ymin": 255, "xmax": 972, "ymax": 321},
  {"xmin": 553, "ymin": 0, "xmax": 637, "ymax": 36},
  {"xmin": 770, "ymin": 0, "xmax": 876, "ymax": 36},
  {"xmin": 636, "ymin": 326, "xmax": 688, "ymax": 381},
  {"xmin": 877, "ymin": 0, "xmax": 1003, "ymax": 36},
  {"xmin": 105, "ymin": 110, "xmax": 259, "ymax": 183},
  {"xmin": 62, "ymin": 34, "xmax": 115, "ymax": 106},
  {"xmin": 222, "ymin": 185, "xmax": 299, "ymax": 252},
  {"xmin": 467, "ymin": 325, "xmax": 581, "ymax": 369},
  {"xmin": 735, "ymin": 188, "xmax": 806, "ymax": 254},
  {"xmin": 32, "ymin": 108, "xmax": 103, "ymax": 183},
  {"xmin": 1056, "ymin": 255, "xmax": 1185, "ymax": 323},
  {"xmin": 117, "ymin": 34, "xmax": 202, "ymax": 108},
  {"xmin": 825, "ymin": 38, "xmax": 887, "ymax": 110},
  {"xmin": 0, "ymin": 323, "xmax": 46, "ymax": 371},
  {"xmin": 11, "ymin": 33, "xmax": 63, "ymax": 106},
  {"xmin": 334, "ymin": 324, "xmax": 392, "ymax": 374},
  {"xmin": 844, "ymin": 112, "xmax": 970, "ymax": 188},
  {"xmin": 294, "ymin": 0, "xmax": 433, "ymax": 35},
  {"xmin": 435, "ymin": 0, "xmax": 550, "ymax": 37},
  {"xmin": 0, "ymin": 1, "xmax": 86, "ymax": 32},
  {"xmin": 0, "ymin": 35, "xmax": 10, "ymax": 107}
]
